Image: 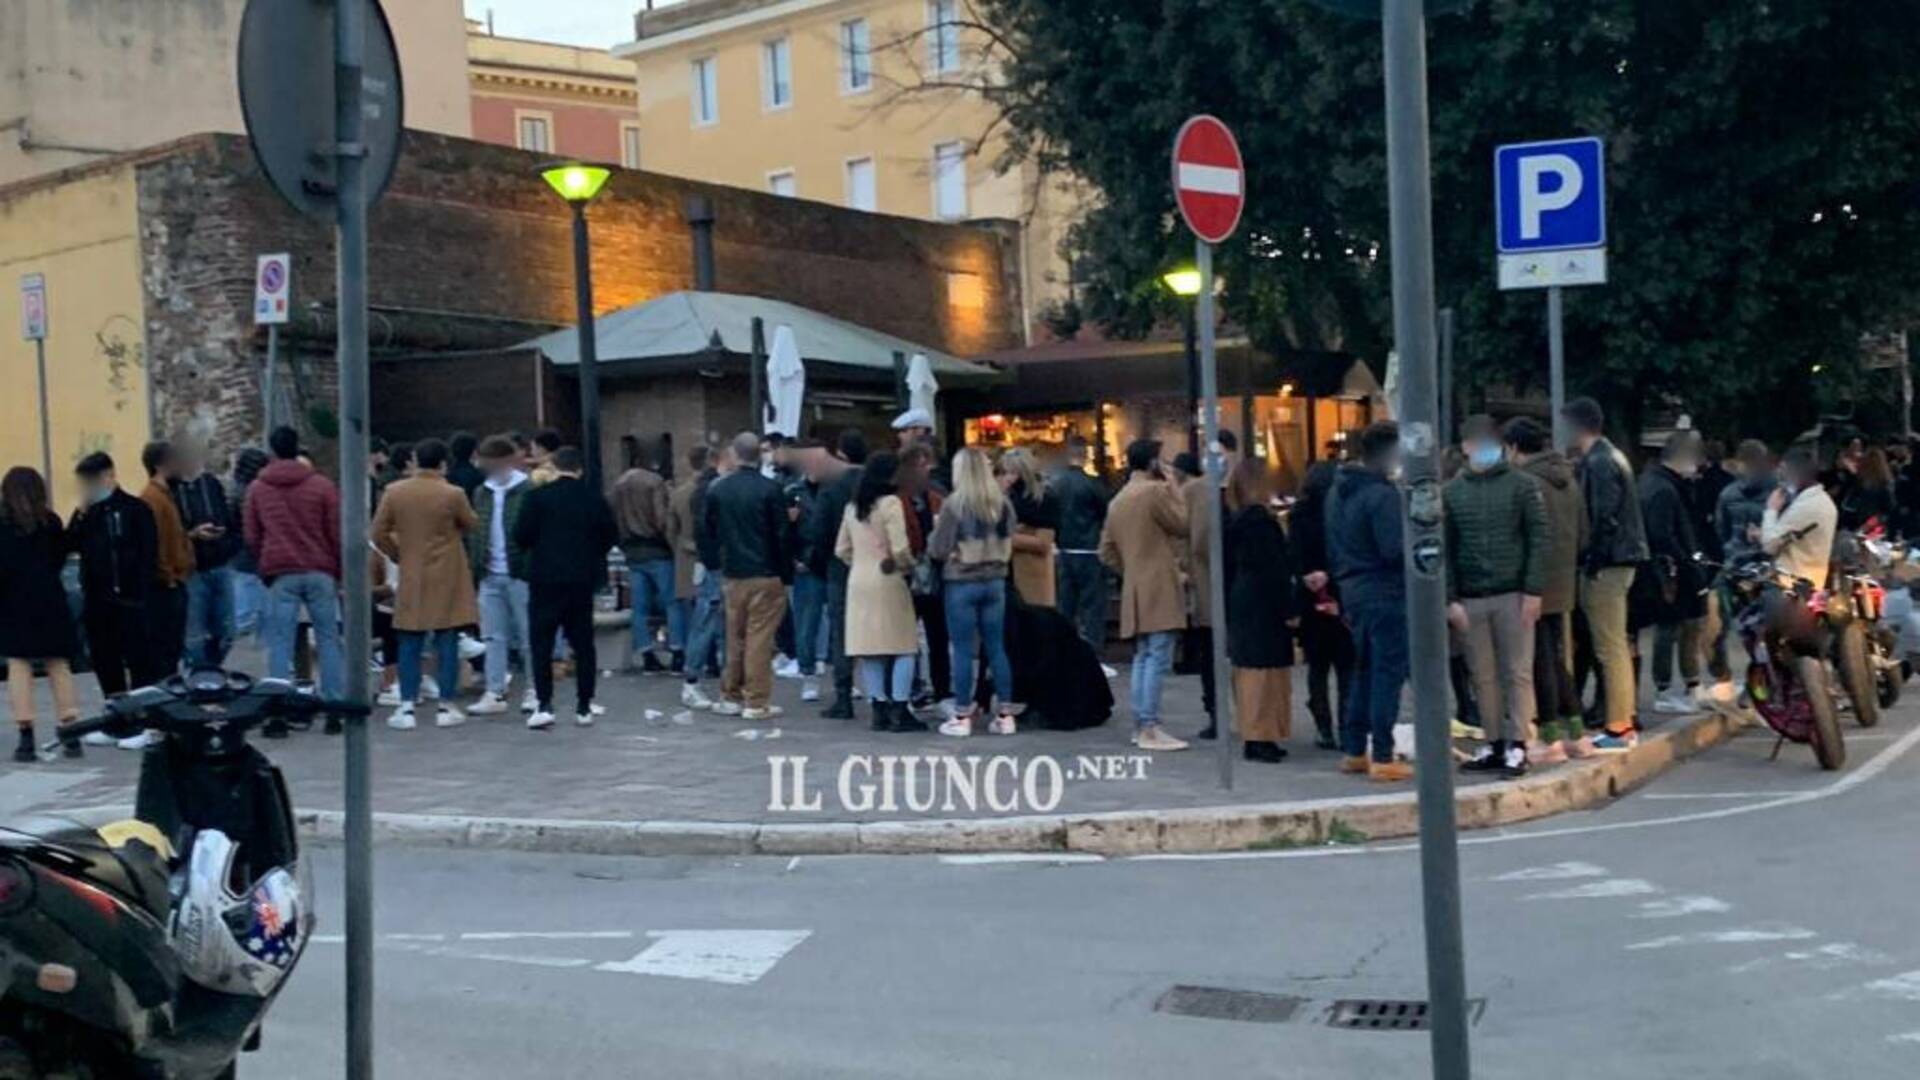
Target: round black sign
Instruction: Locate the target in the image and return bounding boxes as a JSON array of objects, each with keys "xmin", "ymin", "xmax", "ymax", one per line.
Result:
[{"xmin": 237, "ymin": 0, "xmax": 405, "ymax": 221}]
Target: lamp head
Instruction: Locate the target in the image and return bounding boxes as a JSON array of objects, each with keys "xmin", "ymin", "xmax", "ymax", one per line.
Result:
[
  {"xmin": 542, "ymin": 163, "xmax": 612, "ymax": 204},
  {"xmin": 1162, "ymin": 268, "xmax": 1203, "ymax": 297}
]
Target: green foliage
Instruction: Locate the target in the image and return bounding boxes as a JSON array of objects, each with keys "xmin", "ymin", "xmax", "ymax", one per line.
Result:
[{"xmin": 978, "ymin": 0, "xmax": 1920, "ymax": 441}]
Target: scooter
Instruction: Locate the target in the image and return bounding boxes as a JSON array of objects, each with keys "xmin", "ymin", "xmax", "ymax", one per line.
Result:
[
  {"xmin": 1722, "ymin": 553, "xmax": 1846, "ymax": 770},
  {"xmin": 0, "ymin": 668, "xmax": 363, "ymax": 1079}
]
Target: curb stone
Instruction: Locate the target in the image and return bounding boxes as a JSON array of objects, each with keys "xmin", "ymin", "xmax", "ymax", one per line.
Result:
[{"xmin": 56, "ymin": 708, "xmax": 1749, "ymax": 858}]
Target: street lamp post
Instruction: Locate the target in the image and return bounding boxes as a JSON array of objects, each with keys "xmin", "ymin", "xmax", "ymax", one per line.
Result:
[
  {"xmin": 542, "ymin": 163, "xmax": 613, "ymax": 491},
  {"xmin": 1164, "ymin": 267, "xmax": 1205, "ymax": 457}
]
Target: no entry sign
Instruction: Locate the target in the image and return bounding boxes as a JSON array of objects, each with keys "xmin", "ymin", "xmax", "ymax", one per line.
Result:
[{"xmin": 1173, "ymin": 115, "xmax": 1245, "ymax": 245}]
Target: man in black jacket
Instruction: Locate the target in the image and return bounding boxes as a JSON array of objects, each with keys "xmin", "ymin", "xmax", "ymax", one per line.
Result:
[
  {"xmin": 805, "ymin": 428, "xmax": 866, "ymax": 718},
  {"xmin": 171, "ymin": 443, "xmax": 242, "ymax": 668},
  {"xmin": 703, "ymin": 433, "xmax": 793, "ymax": 721},
  {"xmin": 1562, "ymin": 397, "xmax": 1650, "ymax": 750},
  {"xmin": 514, "ymin": 447, "xmax": 619, "ymax": 730},
  {"xmin": 1635, "ymin": 431, "xmax": 1709, "ymax": 718},
  {"xmin": 69, "ymin": 452, "xmax": 160, "ymax": 698},
  {"xmin": 1051, "ymin": 435, "xmax": 1112, "ymax": 657}
]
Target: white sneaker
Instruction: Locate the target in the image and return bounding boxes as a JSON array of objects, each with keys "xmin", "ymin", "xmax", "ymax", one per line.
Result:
[
  {"xmin": 527, "ymin": 711, "xmax": 556, "ymax": 731},
  {"xmin": 434, "ymin": 707, "xmax": 466, "ymax": 729},
  {"xmin": 376, "ymin": 687, "xmax": 403, "ymax": 708},
  {"xmin": 421, "ymin": 675, "xmax": 441, "ymax": 702},
  {"xmin": 682, "ymin": 684, "xmax": 714, "ymax": 710},
  {"xmin": 1100, "ymin": 663, "xmax": 1120, "ymax": 679},
  {"xmin": 82, "ymin": 731, "xmax": 116, "ymax": 747},
  {"xmin": 1652, "ymin": 689, "xmax": 1699, "ymax": 715},
  {"xmin": 988, "ymin": 713, "xmax": 1018, "ymax": 736},
  {"xmin": 116, "ymin": 730, "xmax": 157, "ymax": 751},
  {"xmin": 742, "ymin": 705, "xmax": 784, "ymax": 722},
  {"xmin": 573, "ymin": 707, "xmax": 597, "ymax": 727},
  {"xmin": 939, "ymin": 714, "xmax": 973, "ymax": 738},
  {"xmin": 520, "ymin": 688, "xmax": 539, "ymax": 714},
  {"xmin": 801, "ymin": 677, "xmax": 820, "ymax": 702},
  {"xmin": 773, "ymin": 657, "xmax": 802, "ymax": 679},
  {"xmin": 388, "ymin": 704, "xmax": 417, "ymax": 731},
  {"xmin": 711, "ymin": 699, "xmax": 744, "ymax": 716},
  {"xmin": 458, "ymin": 633, "xmax": 487, "ymax": 661},
  {"xmin": 469, "ymin": 692, "xmax": 510, "ymax": 716},
  {"xmin": 1136, "ymin": 725, "xmax": 1190, "ymax": 752}
]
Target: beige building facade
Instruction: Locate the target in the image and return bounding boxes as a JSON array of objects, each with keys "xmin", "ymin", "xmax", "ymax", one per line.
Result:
[
  {"xmin": 618, "ymin": 0, "xmax": 1083, "ymax": 343},
  {"xmin": 0, "ymin": 0, "xmax": 472, "ymax": 186}
]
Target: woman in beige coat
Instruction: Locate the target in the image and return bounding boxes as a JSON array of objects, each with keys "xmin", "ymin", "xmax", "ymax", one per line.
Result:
[
  {"xmin": 371, "ymin": 439, "xmax": 478, "ymax": 728},
  {"xmin": 835, "ymin": 453, "xmax": 924, "ymax": 733}
]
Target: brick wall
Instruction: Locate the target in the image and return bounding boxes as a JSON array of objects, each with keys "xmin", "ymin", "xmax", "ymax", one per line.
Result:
[{"xmin": 133, "ymin": 131, "xmax": 1022, "ymax": 458}]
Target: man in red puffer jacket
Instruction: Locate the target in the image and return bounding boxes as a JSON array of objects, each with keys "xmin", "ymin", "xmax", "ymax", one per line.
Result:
[{"xmin": 243, "ymin": 426, "xmax": 345, "ymax": 705}]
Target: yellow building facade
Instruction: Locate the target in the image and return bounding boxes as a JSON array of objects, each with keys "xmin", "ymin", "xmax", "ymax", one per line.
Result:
[{"xmin": 618, "ymin": 0, "xmax": 1082, "ymax": 341}]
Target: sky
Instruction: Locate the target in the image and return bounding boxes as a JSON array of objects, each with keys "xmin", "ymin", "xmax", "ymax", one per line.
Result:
[{"xmin": 463, "ymin": 0, "xmax": 672, "ymax": 49}]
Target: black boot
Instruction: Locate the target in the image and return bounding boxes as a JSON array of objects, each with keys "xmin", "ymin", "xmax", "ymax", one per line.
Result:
[
  {"xmin": 1243, "ymin": 740, "xmax": 1287, "ymax": 763},
  {"xmin": 1195, "ymin": 723, "xmax": 1219, "ymax": 741},
  {"xmin": 891, "ymin": 701, "xmax": 929, "ymax": 733},
  {"xmin": 13, "ymin": 727, "xmax": 34, "ymax": 764},
  {"xmin": 641, "ymin": 651, "xmax": 669, "ymax": 675},
  {"xmin": 822, "ymin": 694, "xmax": 855, "ymax": 720},
  {"xmin": 1461, "ymin": 739, "xmax": 1506, "ymax": 772},
  {"xmin": 263, "ymin": 719, "xmax": 290, "ymax": 740},
  {"xmin": 870, "ymin": 699, "xmax": 893, "ymax": 732},
  {"xmin": 60, "ymin": 729, "xmax": 82, "ymax": 758},
  {"xmin": 324, "ymin": 716, "xmax": 344, "ymax": 736}
]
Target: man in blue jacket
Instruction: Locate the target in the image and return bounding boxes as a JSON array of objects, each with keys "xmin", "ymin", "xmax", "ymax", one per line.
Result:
[{"xmin": 1327, "ymin": 422, "xmax": 1413, "ymax": 782}]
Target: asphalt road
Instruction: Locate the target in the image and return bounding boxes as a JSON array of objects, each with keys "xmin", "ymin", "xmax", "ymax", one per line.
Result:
[{"xmin": 237, "ymin": 708, "xmax": 1920, "ymax": 1079}]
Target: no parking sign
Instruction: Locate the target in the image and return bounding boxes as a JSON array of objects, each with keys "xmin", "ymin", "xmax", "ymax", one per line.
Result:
[{"xmin": 255, "ymin": 253, "xmax": 291, "ymax": 325}]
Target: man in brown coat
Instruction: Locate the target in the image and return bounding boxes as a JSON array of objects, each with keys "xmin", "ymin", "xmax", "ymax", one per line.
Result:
[
  {"xmin": 372, "ymin": 438, "xmax": 479, "ymax": 730},
  {"xmin": 667, "ymin": 445, "xmax": 711, "ymax": 676},
  {"xmin": 1099, "ymin": 438, "xmax": 1191, "ymax": 752},
  {"xmin": 611, "ymin": 443, "xmax": 675, "ymax": 673},
  {"xmin": 139, "ymin": 440, "xmax": 198, "ymax": 688}
]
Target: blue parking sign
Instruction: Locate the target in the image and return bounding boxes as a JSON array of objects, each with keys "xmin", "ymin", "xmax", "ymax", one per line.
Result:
[{"xmin": 1496, "ymin": 137, "xmax": 1605, "ymax": 254}]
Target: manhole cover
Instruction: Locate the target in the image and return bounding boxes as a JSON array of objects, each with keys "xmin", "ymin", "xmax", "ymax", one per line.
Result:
[
  {"xmin": 1327, "ymin": 998, "xmax": 1486, "ymax": 1031},
  {"xmin": 1153, "ymin": 985, "xmax": 1307, "ymax": 1024}
]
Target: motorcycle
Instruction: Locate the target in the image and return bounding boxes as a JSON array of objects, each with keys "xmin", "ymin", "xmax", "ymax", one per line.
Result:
[
  {"xmin": 1720, "ymin": 553, "xmax": 1846, "ymax": 770},
  {"xmin": 0, "ymin": 668, "xmax": 364, "ymax": 1079}
]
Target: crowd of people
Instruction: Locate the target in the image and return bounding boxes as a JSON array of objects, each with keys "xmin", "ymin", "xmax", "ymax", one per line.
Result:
[{"xmin": 0, "ymin": 395, "xmax": 1895, "ymax": 779}]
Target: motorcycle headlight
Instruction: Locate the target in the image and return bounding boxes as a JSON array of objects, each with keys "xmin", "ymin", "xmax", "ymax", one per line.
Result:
[{"xmin": 0, "ymin": 858, "xmax": 33, "ymax": 917}]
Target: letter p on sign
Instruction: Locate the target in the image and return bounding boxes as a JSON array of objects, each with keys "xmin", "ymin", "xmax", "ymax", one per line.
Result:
[{"xmin": 1496, "ymin": 137, "xmax": 1604, "ymax": 254}]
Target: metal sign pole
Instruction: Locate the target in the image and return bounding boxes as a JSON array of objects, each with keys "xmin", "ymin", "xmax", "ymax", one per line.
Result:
[
  {"xmin": 1196, "ymin": 239, "xmax": 1236, "ymax": 791},
  {"xmin": 1547, "ymin": 285, "xmax": 1566, "ymax": 449},
  {"xmin": 34, "ymin": 337, "xmax": 51, "ymax": 483},
  {"xmin": 334, "ymin": 0, "xmax": 376, "ymax": 1077},
  {"xmin": 263, "ymin": 323, "xmax": 279, "ymax": 444},
  {"xmin": 1382, "ymin": 0, "xmax": 1470, "ymax": 1076}
]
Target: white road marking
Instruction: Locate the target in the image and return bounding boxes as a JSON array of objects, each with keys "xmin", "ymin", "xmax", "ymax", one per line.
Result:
[
  {"xmin": 939, "ymin": 853, "xmax": 1107, "ymax": 866},
  {"xmin": 1634, "ymin": 896, "xmax": 1733, "ymax": 919},
  {"xmin": 1728, "ymin": 943, "xmax": 1892, "ymax": 974},
  {"xmin": 1492, "ymin": 861, "xmax": 1607, "ymax": 881},
  {"xmin": 1639, "ymin": 792, "xmax": 1804, "ymax": 801},
  {"xmin": 1888, "ymin": 1032, "xmax": 1920, "ymax": 1045},
  {"xmin": 459, "ymin": 931, "xmax": 636, "ymax": 942},
  {"xmin": 1626, "ymin": 925, "xmax": 1818, "ymax": 951},
  {"xmin": 595, "ymin": 930, "xmax": 812, "ymax": 985},
  {"xmin": 417, "ymin": 947, "xmax": 593, "ymax": 970},
  {"xmin": 1863, "ymin": 971, "xmax": 1920, "ymax": 1001},
  {"xmin": 1523, "ymin": 878, "xmax": 1658, "ymax": 901}
]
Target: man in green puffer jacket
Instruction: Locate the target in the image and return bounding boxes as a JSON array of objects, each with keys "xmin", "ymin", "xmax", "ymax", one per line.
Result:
[{"xmin": 1444, "ymin": 415, "xmax": 1548, "ymax": 779}]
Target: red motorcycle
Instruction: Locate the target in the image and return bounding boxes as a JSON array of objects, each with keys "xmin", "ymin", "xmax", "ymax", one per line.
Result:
[{"xmin": 1723, "ymin": 554, "xmax": 1845, "ymax": 770}]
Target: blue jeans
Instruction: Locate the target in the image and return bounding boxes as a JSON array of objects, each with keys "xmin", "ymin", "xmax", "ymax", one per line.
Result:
[
  {"xmin": 1343, "ymin": 598, "xmax": 1410, "ymax": 763},
  {"xmin": 791, "ymin": 571, "xmax": 826, "ymax": 671},
  {"xmin": 859, "ymin": 655, "xmax": 914, "ymax": 702},
  {"xmin": 684, "ymin": 572, "xmax": 725, "ymax": 684},
  {"xmin": 398, "ymin": 629, "xmax": 460, "ymax": 706},
  {"xmin": 478, "ymin": 573, "xmax": 532, "ymax": 696},
  {"xmin": 231, "ymin": 570, "xmax": 267, "ymax": 640},
  {"xmin": 628, "ymin": 558, "xmax": 676, "ymax": 654},
  {"xmin": 1128, "ymin": 630, "xmax": 1177, "ymax": 730},
  {"xmin": 184, "ymin": 565, "xmax": 235, "ymax": 668},
  {"xmin": 944, "ymin": 578, "xmax": 1014, "ymax": 712},
  {"xmin": 268, "ymin": 572, "xmax": 345, "ymax": 698}
]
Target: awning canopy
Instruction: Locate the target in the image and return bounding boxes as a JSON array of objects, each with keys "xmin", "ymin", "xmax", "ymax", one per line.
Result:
[{"xmin": 519, "ymin": 290, "xmax": 1002, "ymax": 387}]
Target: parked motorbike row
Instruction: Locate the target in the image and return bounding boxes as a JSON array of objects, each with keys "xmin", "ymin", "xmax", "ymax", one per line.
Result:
[
  {"xmin": 1716, "ymin": 527, "xmax": 1913, "ymax": 772},
  {"xmin": 1, "ymin": 669, "xmax": 364, "ymax": 1079}
]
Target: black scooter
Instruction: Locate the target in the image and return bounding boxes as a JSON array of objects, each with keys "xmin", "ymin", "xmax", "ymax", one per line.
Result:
[{"xmin": 0, "ymin": 669, "xmax": 363, "ymax": 1079}]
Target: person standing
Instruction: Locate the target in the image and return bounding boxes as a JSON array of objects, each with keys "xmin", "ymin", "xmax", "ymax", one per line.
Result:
[
  {"xmin": 930, "ymin": 447, "xmax": 1022, "ymax": 737},
  {"xmin": 228, "ymin": 447, "xmax": 271, "ymax": 642},
  {"xmin": 678, "ymin": 444, "xmax": 731, "ymax": 709},
  {"xmin": 1181, "ymin": 443, "xmax": 1222, "ymax": 739},
  {"xmin": 1098, "ymin": 438, "xmax": 1190, "ymax": 752},
  {"xmin": 1000, "ymin": 448, "xmax": 1058, "ymax": 611},
  {"xmin": 1290, "ymin": 461, "xmax": 1353, "ymax": 751},
  {"xmin": 527, "ymin": 429, "xmax": 563, "ymax": 486},
  {"xmin": 1327, "ymin": 422, "xmax": 1413, "ymax": 782},
  {"xmin": 1562, "ymin": 397, "xmax": 1649, "ymax": 752},
  {"xmin": 836, "ymin": 453, "xmax": 926, "ymax": 733},
  {"xmin": 669, "ymin": 445, "xmax": 710, "ymax": 681},
  {"xmin": 2, "ymin": 468, "xmax": 83, "ymax": 761},
  {"xmin": 702, "ymin": 433, "xmax": 791, "ymax": 721},
  {"xmin": 781, "ymin": 441, "xmax": 826, "ymax": 702},
  {"xmin": 612, "ymin": 442, "xmax": 677, "ymax": 675},
  {"xmin": 1051, "ymin": 435, "xmax": 1111, "ymax": 662},
  {"xmin": 1506, "ymin": 417, "xmax": 1592, "ymax": 763},
  {"xmin": 897, "ymin": 442, "xmax": 950, "ymax": 711},
  {"xmin": 171, "ymin": 443, "xmax": 241, "ymax": 669},
  {"xmin": 1221, "ymin": 459, "xmax": 1296, "ymax": 763},
  {"xmin": 515, "ymin": 447, "xmax": 619, "ymax": 730},
  {"xmin": 139, "ymin": 441, "xmax": 196, "ymax": 683},
  {"xmin": 1444, "ymin": 415, "xmax": 1548, "ymax": 780},
  {"xmin": 446, "ymin": 432, "xmax": 484, "ymax": 497},
  {"xmin": 807, "ymin": 429, "xmax": 866, "ymax": 719},
  {"xmin": 466, "ymin": 436, "xmax": 535, "ymax": 717},
  {"xmin": 371, "ymin": 438, "xmax": 478, "ymax": 730},
  {"xmin": 70, "ymin": 454, "xmax": 159, "ymax": 750},
  {"xmin": 1633, "ymin": 430, "xmax": 1710, "ymax": 717},
  {"xmin": 243, "ymin": 427, "xmax": 347, "ymax": 718}
]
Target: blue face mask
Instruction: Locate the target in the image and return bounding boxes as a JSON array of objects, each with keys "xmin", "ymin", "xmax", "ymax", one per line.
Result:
[{"xmin": 1468, "ymin": 445, "xmax": 1504, "ymax": 471}]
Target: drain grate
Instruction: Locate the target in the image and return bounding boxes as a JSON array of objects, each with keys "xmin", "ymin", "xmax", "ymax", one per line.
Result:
[
  {"xmin": 1153, "ymin": 985, "xmax": 1308, "ymax": 1024},
  {"xmin": 1327, "ymin": 998, "xmax": 1485, "ymax": 1031}
]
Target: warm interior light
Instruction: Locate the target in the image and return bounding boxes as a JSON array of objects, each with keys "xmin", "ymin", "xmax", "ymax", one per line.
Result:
[
  {"xmin": 1162, "ymin": 268, "xmax": 1203, "ymax": 297},
  {"xmin": 541, "ymin": 163, "xmax": 613, "ymax": 204}
]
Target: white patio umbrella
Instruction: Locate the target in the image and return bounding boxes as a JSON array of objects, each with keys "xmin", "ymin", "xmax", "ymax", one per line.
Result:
[
  {"xmin": 906, "ymin": 352, "xmax": 940, "ymax": 418},
  {"xmin": 766, "ymin": 323, "xmax": 806, "ymax": 437}
]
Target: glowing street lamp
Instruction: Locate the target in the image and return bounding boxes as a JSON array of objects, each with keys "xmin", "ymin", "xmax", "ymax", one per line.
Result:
[
  {"xmin": 540, "ymin": 162, "xmax": 614, "ymax": 490},
  {"xmin": 1162, "ymin": 267, "xmax": 1204, "ymax": 297}
]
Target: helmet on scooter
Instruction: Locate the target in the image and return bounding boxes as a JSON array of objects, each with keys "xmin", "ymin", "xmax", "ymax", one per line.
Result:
[{"xmin": 169, "ymin": 829, "xmax": 308, "ymax": 997}]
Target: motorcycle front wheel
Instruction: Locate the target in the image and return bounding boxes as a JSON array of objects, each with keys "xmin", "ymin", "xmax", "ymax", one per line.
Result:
[
  {"xmin": 1796, "ymin": 656, "xmax": 1846, "ymax": 771},
  {"xmin": 1836, "ymin": 621, "xmax": 1881, "ymax": 728}
]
